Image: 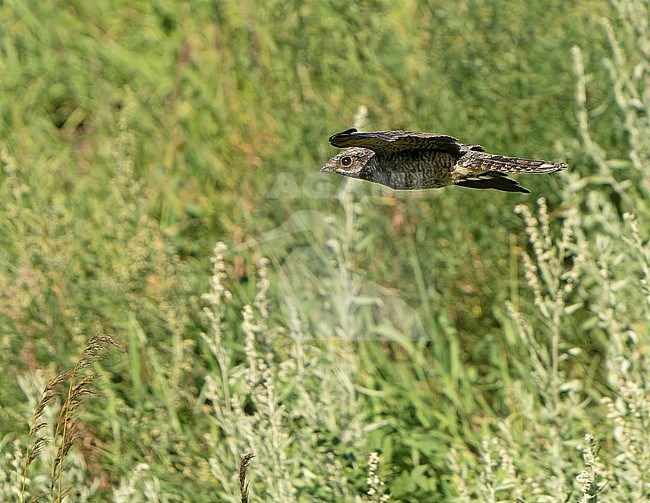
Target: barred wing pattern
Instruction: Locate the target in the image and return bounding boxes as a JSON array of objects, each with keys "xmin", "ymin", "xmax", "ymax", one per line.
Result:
[{"xmin": 329, "ymin": 128, "xmax": 463, "ymax": 155}]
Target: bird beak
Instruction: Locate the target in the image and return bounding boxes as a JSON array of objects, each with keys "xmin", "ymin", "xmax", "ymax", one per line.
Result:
[{"xmin": 320, "ymin": 162, "xmax": 334, "ymax": 173}]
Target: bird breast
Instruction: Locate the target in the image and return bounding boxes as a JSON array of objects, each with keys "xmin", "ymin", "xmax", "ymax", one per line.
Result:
[{"xmin": 360, "ymin": 151, "xmax": 457, "ymax": 190}]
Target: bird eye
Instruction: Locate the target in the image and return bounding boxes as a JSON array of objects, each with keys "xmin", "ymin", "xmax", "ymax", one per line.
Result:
[{"xmin": 340, "ymin": 156, "xmax": 352, "ymax": 167}]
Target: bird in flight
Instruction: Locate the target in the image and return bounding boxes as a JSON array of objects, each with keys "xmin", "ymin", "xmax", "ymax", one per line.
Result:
[{"xmin": 321, "ymin": 128, "xmax": 567, "ymax": 193}]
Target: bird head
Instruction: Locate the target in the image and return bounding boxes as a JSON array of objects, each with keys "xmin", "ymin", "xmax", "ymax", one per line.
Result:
[{"xmin": 320, "ymin": 147, "xmax": 375, "ymax": 177}]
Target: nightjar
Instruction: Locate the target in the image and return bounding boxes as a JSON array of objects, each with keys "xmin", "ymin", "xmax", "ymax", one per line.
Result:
[{"xmin": 321, "ymin": 128, "xmax": 567, "ymax": 193}]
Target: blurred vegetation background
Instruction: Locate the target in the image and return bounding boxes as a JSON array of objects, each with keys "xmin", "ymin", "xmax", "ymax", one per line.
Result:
[{"xmin": 1, "ymin": 0, "xmax": 649, "ymax": 501}]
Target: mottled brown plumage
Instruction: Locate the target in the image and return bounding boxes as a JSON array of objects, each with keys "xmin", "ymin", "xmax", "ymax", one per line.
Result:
[{"xmin": 321, "ymin": 128, "xmax": 567, "ymax": 193}]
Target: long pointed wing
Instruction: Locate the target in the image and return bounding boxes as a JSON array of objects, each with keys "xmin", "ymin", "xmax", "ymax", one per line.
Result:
[{"xmin": 329, "ymin": 128, "xmax": 463, "ymax": 155}]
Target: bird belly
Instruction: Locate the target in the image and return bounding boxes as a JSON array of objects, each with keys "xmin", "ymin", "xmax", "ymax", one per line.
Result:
[{"xmin": 363, "ymin": 152, "xmax": 456, "ymax": 190}]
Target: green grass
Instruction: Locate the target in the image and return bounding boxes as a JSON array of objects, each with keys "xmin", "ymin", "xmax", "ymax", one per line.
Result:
[{"xmin": 1, "ymin": 0, "xmax": 649, "ymax": 501}]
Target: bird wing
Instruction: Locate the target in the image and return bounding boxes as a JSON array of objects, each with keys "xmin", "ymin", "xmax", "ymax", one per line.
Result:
[{"xmin": 329, "ymin": 128, "xmax": 463, "ymax": 155}]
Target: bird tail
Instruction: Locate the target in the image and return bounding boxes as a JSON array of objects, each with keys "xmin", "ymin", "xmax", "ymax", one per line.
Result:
[
  {"xmin": 454, "ymin": 150, "xmax": 567, "ymax": 193},
  {"xmin": 457, "ymin": 150, "xmax": 567, "ymax": 174}
]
